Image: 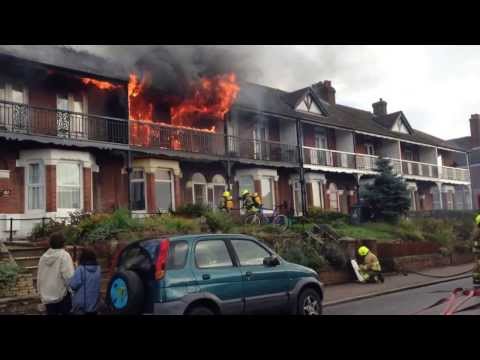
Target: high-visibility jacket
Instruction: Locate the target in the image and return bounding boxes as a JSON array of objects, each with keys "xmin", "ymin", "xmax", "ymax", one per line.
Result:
[
  {"xmin": 219, "ymin": 196, "xmax": 234, "ymax": 210},
  {"xmin": 362, "ymin": 252, "xmax": 381, "ymax": 272}
]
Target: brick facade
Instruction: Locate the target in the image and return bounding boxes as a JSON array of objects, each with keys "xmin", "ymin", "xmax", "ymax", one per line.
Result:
[
  {"xmin": 0, "ymin": 149, "xmax": 24, "ymax": 214},
  {"xmin": 45, "ymin": 165, "xmax": 56, "ymax": 213}
]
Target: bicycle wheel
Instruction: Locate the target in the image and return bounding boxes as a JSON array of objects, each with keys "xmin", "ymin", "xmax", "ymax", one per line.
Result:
[
  {"xmin": 272, "ymin": 215, "xmax": 289, "ymax": 231},
  {"xmin": 245, "ymin": 213, "xmax": 261, "ymax": 225}
]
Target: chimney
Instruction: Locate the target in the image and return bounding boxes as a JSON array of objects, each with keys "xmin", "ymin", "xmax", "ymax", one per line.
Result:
[
  {"xmin": 470, "ymin": 114, "xmax": 480, "ymax": 146},
  {"xmin": 372, "ymin": 98, "xmax": 387, "ymax": 116},
  {"xmin": 312, "ymin": 80, "xmax": 336, "ymax": 104}
]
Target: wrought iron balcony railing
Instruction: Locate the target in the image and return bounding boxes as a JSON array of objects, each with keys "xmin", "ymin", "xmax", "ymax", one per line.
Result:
[
  {"xmin": 0, "ymin": 100, "xmax": 129, "ymax": 144},
  {"xmin": 227, "ymin": 136, "xmax": 299, "ymax": 163}
]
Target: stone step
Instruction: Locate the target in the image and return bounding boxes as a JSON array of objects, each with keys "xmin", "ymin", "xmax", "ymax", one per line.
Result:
[
  {"xmin": 7, "ymin": 247, "xmax": 47, "ymax": 258},
  {"xmin": 14, "ymin": 256, "xmax": 41, "ymax": 268}
]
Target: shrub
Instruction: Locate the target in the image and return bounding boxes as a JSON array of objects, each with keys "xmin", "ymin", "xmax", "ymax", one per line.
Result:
[
  {"xmin": 412, "ymin": 218, "xmax": 454, "ymax": 247},
  {"xmin": 307, "ymin": 208, "xmax": 350, "ymax": 224},
  {"xmin": 0, "ymin": 262, "xmax": 19, "ymax": 290},
  {"xmin": 281, "ymin": 244, "xmax": 326, "ymax": 271},
  {"xmin": 204, "ymin": 211, "xmax": 235, "ymax": 233},
  {"xmin": 142, "ymin": 215, "xmax": 200, "ymax": 234},
  {"xmin": 30, "ymin": 219, "xmax": 68, "ymax": 240},
  {"xmin": 395, "ymin": 219, "xmax": 424, "ymax": 242},
  {"xmin": 174, "ymin": 204, "xmax": 209, "ymax": 218},
  {"xmin": 321, "ymin": 242, "xmax": 348, "ymax": 269}
]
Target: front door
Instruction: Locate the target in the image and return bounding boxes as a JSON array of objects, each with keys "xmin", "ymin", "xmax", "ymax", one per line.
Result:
[
  {"xmin": 229, "ymin": 238, "xmax": 289, "ymax": 314},
  {"xmin": 192, "ymin": 239, "xmax": 244, "ymax": 314}
]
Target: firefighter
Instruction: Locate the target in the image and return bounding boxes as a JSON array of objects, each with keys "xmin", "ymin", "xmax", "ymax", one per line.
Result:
[
  {"xmin": 358, "ymin": 246, "xmax": 384, "ymax": 283},
  {"xmin": 219, "ymin": 191, "xmax": 234, "ymax": 213},
  {"xmin": 472, "ymin": 214, "xmax": 480, "ymax": 285},
  {"xmin": 240, "ymin": 189, "xmax": 257, "ymax": 213}
]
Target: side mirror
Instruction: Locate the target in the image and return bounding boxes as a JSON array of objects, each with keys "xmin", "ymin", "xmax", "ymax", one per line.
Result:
[{"xmin": 263, "ymin": 255, "xmax": 280, "ymax": 267}]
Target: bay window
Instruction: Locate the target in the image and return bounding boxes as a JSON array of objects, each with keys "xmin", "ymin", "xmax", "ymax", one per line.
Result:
[
  {"xmin": 192, "ymin": 173, "xmax": 207, "ymax": 205},
  {"xmin": 261, "ymin": 177, "xmax": 275, "ymax": 211},
  {"xmin": 57, "ymin": 162, "xmax": 82, "ymax": 210}
]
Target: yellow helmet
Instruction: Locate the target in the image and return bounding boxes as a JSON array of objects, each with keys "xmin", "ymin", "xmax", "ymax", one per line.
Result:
[
  {"xmin": 475, "ymin": 214, "xmax": 480, "ymax": 226},
  {"xmin": 241, "ymin": 189, "xmax": 250, "ymax": 196},
  {"xmin": 223, "ymin": 191, "xmax": 231, "ymax": 197},
  {"xmin": 358, "ymin": 246, "xmax": 369, "ymax": 257}
]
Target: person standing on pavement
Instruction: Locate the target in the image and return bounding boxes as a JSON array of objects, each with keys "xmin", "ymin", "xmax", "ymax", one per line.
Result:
[
  {"xmin": 69, "ymin": 248, "xmax": 101, "ymax": 315},
  {"xmin": 37, "ymin": 232, "xmax": 75, "ymax": 315},
  {"xmin": 472, "ymin": 215, "xmax": 480, "ymax": 284},
  {"xmin": 358, "ymin": 246, "xmax": 384, "ymax": 283}
]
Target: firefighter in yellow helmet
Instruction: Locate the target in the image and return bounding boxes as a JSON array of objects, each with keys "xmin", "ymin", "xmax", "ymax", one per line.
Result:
[
  {"xmin": 240, "ymin": 189, "xmax": 257, "ymax": 214},
  {"xmin": 219, "ymin": 190, "xmax": 234, "ymax": 213},
  {"xmin": 358, "ymin": 246, "xmax": 384, "ymax": 283},
  {"xmin": 472, "ymin": 214, "xmax": 480, "ymax": 284}
]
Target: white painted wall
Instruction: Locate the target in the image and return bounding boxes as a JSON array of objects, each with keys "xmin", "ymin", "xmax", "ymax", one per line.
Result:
[
  {"xmin": 378, "ymin": 140, "xmax": 401, "ymax": 159},
  {"xmin": 419, "ymin": 147, "xmax": 437, "ymax": 164},
  {"xmin": 335, "ymin": 130, "xmax": 354, "ymax": 152}
]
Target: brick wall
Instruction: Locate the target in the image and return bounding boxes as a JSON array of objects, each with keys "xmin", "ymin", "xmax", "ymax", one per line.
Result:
[
  {"xmin": 0, "ymin": 148, "xmax": 24, "ymax": 214},
  {"xmin": 146, "ymin": 172, "xmax": 156, "ymax": 213},
  {"xmin": 83, "ymin": 167, "xmax": 92, "ymax": 212}
]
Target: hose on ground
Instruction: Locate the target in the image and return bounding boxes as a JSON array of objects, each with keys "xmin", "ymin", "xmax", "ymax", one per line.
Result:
[{"xmin": 398, "ymin": 268, "xmax": 473, "ymax": 279}]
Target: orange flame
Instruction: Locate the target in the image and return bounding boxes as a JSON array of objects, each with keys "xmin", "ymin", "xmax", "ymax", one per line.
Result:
[
  {"xmin": 81, "ymin": 77, "xmax": 122, "ymax": 91},
  {"xmin": 127, "ymin": 72, "xmax": 239, "ymax": 147}
]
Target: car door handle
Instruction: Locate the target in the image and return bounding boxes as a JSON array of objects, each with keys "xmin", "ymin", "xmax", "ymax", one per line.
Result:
[{"xmin": 202, "ymin": 274, "xmax": 211, "ymax": 280}]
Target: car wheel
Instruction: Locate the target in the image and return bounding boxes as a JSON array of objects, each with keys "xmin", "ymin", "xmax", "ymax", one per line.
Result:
[
  {"xmin": 297, "ymin": 288, "xmax": 322, "ymax": 315},
  {"xmin": 186, "ymin": 305, "xmax": 215, "ymax": 315},
  {"xmin": 107, "ymin": 270, "xmax": 145, "ymax": 314}
]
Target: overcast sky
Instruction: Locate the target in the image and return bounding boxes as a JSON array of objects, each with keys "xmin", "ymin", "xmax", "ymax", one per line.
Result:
[{"xmin": 4, "ymin": 45, "xmax": 477, "ymax": 140}]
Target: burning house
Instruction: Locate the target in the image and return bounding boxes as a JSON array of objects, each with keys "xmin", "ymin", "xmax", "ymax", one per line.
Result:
[{"xmin": 0, "ymin": 46, "xmax": 472, "ymax": 240}]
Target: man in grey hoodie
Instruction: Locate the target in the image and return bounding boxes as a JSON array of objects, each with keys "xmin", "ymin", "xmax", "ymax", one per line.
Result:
[{"xmin": 37, "ymin": 232, "xmax": 75, "ymax": 315}]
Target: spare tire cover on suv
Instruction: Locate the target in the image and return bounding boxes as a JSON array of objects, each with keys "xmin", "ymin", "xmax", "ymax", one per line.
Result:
[{"xmin": 107, "ymin": 270, "xmax": 145, "ymax": 314}]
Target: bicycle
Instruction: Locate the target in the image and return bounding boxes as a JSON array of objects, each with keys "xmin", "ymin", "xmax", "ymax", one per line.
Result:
[{"xmin": 244, "ymin": 204, "xmax": 289, "ymax": 231}]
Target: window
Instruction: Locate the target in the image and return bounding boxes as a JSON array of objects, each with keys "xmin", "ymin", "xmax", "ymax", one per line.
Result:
[
  {"xmin": 292, "ymin": 180, "xmax": 303, "ymax": 216},
  {"xmin": 155, "ymin": 169, "xmax": 173, "ymax": 212},
  {"xmin": 409, "ymin": 190, "xmax": 417, "ymax": 211},
  {"xmin": 328, "ymin": 183, "xmax": 339, "ymax": 212},
  {"xmin": 405, "ymin": 149, "xmax": 414, "ymax": 161},
  {"xmin": 131, "ymin": 169, "xmax": 146, "ymax": 211},
  {"xmin": 191, "ymin": 173, "xmax": 207, "ymax": 205},
  {"xmin": 312, "ymin": 181, "xmax": 325, "ymax": 208},
  {"xmin": 195, "ymin": 240, "xmax": 233, "ymax": 269},
  {"xmin": 56, "ymin": 94, "xmax": 86, "ymax": 138},
  {"xmin": 365, "ymin": 143, "xmax": 375, "ymax": 156},
  {"xmin": 57, "ymin": 163, "xmax": 82, "ymax": 210},
  {"xmin": 211, "ymin": 174, "xmax": 226, "ymax": 210},
  {"xmin": 231, "ymin": 239, "xmax": 270, "ymax": 266},
  {"xmin": 27, "ymin": 163, "xmax": 44, "ymax": 210},
  {"xmin": 261, "ymin": 177, "xmax": 275, "ymax": 211},
  {"xmin": 167, "ymin": 241, "xmax": 189, "ymax": 270}
]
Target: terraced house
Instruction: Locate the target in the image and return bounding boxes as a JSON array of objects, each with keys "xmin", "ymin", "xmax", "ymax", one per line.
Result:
[{"xmin": 0, "ymin": 48, "xmax": 472, "ymax": 240}]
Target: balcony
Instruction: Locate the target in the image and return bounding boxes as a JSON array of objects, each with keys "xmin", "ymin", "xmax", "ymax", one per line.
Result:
[
  {"xmin": 0, "ymin": 100, "xmax": 129, "ymax": 145},
  {"xmin": 302, "ymin": 146, "xmax": 470, "ymax": 183},
  {"xmin": 129, "ymin": 120, "xmax": 226, "ymax": 156},
  {"xmin": 228, "ymin": 136, "xmax": 299, "ymax": 163}
]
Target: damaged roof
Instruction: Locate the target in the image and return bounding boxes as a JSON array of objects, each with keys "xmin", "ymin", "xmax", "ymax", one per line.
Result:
[
  {"xmin": 234, "ymin": 82, "xmax": 465, "ymax": 152},
  {"xmin": 0, "ymin": 45, "xmax": 129, "ymax": 82}
]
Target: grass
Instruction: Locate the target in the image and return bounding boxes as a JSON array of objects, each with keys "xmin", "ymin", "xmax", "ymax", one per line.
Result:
[{"xmin": 331, "ymin": 222, "xmax": 399, "ymax": 241}]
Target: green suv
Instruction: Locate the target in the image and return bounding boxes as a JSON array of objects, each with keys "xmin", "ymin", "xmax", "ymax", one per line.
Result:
[{"xmin": 106, "ymin": 234, "xmax": 323, "ymax": 315}]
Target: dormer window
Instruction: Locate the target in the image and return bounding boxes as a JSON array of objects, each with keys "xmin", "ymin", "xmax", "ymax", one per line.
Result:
[
  {"xmin": 297, "ymin": 94, "xmax": 323, "ymax": 115},
  {"xmin": 392, "ymin": 117, "xmax": 410, "ymax": 134}
]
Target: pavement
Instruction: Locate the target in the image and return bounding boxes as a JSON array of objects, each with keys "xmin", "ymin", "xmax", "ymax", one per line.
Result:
[
  {"xmin": 324, "ymin": 277, "xmax": 479, "ymax": 315},
  {"xmin": 323, "ymin": 263, "xmax": 474, "ymax": 306}
]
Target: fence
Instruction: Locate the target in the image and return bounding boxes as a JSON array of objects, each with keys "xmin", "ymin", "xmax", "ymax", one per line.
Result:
[{"xmin": 0, "ymin": 216, "xmax": 70, "ymax": 242}]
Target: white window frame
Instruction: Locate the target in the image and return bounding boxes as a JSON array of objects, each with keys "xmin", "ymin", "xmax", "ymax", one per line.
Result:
[
  {"xmin": 191, "ymin": 173, "xmax": 208, "ymax": 206},
  {"xmin": 25, "ymin": 161, "xmax": 45, "ymax": 214},
  {"xmin": 154, "ymin": 169, "xmax": 175, "ymax": 212},
  {"xmin": 56, "ymin": 93, "xmax": 87, "ymax": 138},
  {"xmin": 0, "ymin": 82, "xmax": 28, "ymax": 131},
  {"xmin": 365, "ymin": 143, "xmax": 375, "ymax": 156},
  {"xmin": 211, "ymin": 174, "xmax": 227, "ymax": 211},
  {"xmin": 260, "ymin": 176, "xmax": 276, "ymax": 212},
  {"xmin": 56, "ymin": 161, "xmax": 83, "ymax": 215},
  {"xmin": 328, "ymin": 183, "xmax": 340, "ymax": 212},
  {"xmin": 131, "ymin": 168, "xmax": 147, "ymax": 213}
]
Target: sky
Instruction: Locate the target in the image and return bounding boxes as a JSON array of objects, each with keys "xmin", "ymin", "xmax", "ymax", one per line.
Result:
[{"xmin": 2, "ymin": 45, "xmax": 478, "ymax": 140}]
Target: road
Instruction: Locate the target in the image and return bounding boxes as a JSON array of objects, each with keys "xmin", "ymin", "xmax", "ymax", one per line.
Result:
[{"xmin": 324, "ymin": 277, "xmax": 480, "ymax": 315}]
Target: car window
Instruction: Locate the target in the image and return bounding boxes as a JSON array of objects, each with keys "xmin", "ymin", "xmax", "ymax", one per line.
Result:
[
  {"xmin": 195, "ymin": 240, "xmax": 233, "ymax": 269},
  {"xmin": 167, "ymin": 241, "xmax": 189, "ymax": 270},
  {"xmin": 231, "ymin": 240, "xmax": 270, "ymax": 266},
  {"xmin": 119, "ymin": 246, "xmax": 152, "ymax": 272}
]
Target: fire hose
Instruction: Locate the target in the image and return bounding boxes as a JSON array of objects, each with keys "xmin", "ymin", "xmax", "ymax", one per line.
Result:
[
  {"xmin": 398, "ymin": 267, "xmax": 473, "ymax": 279},
  {"xmin": 413, "ymin": 287, "xmax": 480, "ymax": 315}
]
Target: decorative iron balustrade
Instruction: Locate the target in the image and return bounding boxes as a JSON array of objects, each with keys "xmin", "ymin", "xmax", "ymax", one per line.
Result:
[
  {"xmin": 227, "ymin": 136, "xmax": 299, "ymax": 163},
  {"xmin": 0, "ymin": 100, "xmax": 129, "ymax": 144}
]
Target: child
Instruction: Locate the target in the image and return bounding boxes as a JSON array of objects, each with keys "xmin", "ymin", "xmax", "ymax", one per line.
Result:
[{"xmin": 69, "ymin": 248, "xmax": 101, "ymax": 315}]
